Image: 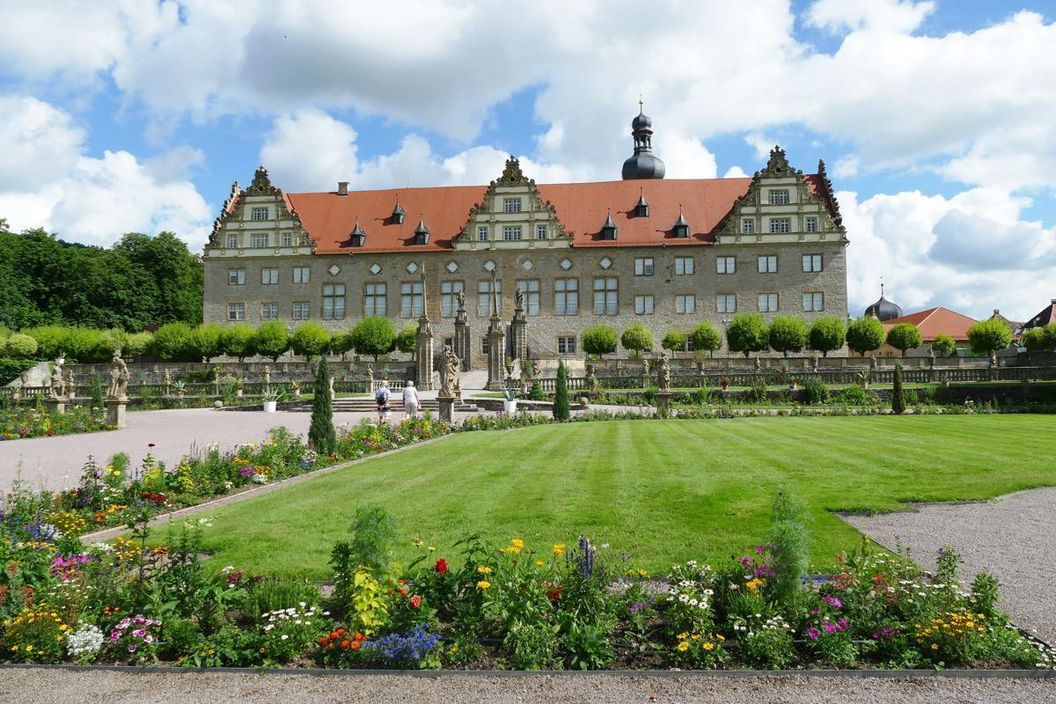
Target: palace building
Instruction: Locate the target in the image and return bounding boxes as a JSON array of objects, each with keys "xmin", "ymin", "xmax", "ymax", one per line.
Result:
[{"xmin": 203, "ymin": 109, "xmax": 849, "ymax": 365}]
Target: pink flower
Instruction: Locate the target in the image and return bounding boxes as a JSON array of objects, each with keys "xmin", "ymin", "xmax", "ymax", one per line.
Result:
[
  {"xmin": 807, "ymin": 627, "xmax": 820, "ymax": 640},
  {"xmin": 822, "ymin": 596, "xmax": 843, "ymax": 609},
  {"xmin": 128, "ymin": 644, "xmax": 137, "ymax": 653},
  {"xmin": 133, "ymin": 629, "xmax": 146, "ymax": 638},
  {"xmin": 823, "ymin": 621, "xmax": 837, "ymax": 634}
]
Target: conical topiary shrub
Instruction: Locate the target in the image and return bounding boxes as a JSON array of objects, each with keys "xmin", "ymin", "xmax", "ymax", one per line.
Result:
[
  {"xmin": 891, "ymin": 363, "xmax": 906, "ymax": 415},
  {"xmin": 553, "ymin": 360, "xmax": 570, "ymax": 421},
  {"xmin": 309, "ymin": 357, "xmax": 336, "ymax": 455}
]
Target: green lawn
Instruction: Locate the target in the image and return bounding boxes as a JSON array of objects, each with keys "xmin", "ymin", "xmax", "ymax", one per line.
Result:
[{"xmin": 188, "ymin": 415, "xmax": 1056, "ymax": 578}]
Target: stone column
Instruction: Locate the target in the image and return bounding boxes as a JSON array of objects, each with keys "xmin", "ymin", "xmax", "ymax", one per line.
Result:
[
  {"xmin": 454, "ymin": 298, "xmax": 471, "ymax": 371},
  {"xmin": 485, "ymin": 276, "xmax": 506, "ymax": 391},
  {"xmin": 510, "ymin": 291, "xmax": 528, "ymax": 363},
  {"xmin": 44, "ymin": 398, "xmax": 66, "ymax": 415},
  {"xmin": 415, "ymin": 270, "xmax": 435, "ymax": 390},
  {"xmin": 106, "ymin": 399, "xmax": 127, "ymax": 428}
]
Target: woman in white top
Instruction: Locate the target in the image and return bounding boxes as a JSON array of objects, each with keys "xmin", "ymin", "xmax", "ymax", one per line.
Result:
[
  {"xmin": 402, "ymin": 380, "xmax": 420, "ymax": 419},
  {"xmin": 375, "ymin": 379, "xmax": 390, "ymax": 424}
]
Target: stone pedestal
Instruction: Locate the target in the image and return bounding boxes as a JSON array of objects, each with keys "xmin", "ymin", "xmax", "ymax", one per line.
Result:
[
  {"xmin": 655, "ymin": 391, "xmax": 672, "ymax": 418},
  {"xmin": 106, "ymin": 399, "xmax": 127, "ymax": 428},
  {"xmin": 437, "ymin": 394, "xmax": 455, "ymax": 423},
  {"xmin": 486, "ymin": 317, "xmax": 507, "ymax": 391},
  {"xmin": 510, "ymin": 312, "xmax": 528, "ymax": 363},
  {"xmin": 454, "ymin": 311, "xmax": 471, "ymax": 371},
  {"xmin": 44, "ymin": 399, "xmax": 66, "ymax": 415},
  {"xmin": 416, "ymin": 316, "xmax": 435, "ymax": 391}
]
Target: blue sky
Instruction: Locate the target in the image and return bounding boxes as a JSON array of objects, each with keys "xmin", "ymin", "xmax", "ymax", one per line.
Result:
[{"xmin": 0, "ymin": 0, "xmax": 1054, "ymax": 321}]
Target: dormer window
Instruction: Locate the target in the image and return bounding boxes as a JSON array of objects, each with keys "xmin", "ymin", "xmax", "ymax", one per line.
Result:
[
  {"xmin": 634, "ymin": 192, "xmax": 650, "ymax": 218},
  {"xmin": 392, "ymin": 198, "xmax": 405, "ymax": 225},
  {"xmin": 672, "ymin": 209, "xmax": 690, "ymax": 238},
  {"xmin": 414, "ymin": 218, "xmax": 430, "ymax": 245},
  {"xmin": 350, "ymin": 219, "xmax": 366, "ymax": 247},
  {"xmin": 600, "ymin": 212, "xmax": 617, "ymax": 241}
]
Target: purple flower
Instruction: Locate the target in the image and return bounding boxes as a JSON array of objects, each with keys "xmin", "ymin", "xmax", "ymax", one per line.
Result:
[
  {"xmin": 739, "ymin": 556, "xmax": 752, "ymax": 568},
  {"xmin": 823, "ymin": 621, "xmax": 837, "ymax": 634},
  {"xmin": 128, "ymin": 645, "xmax": 137, "ymax": 653},
  {"xmin": 133, "ymin": 629, "xmax": 146, "ymax": 638},
  {"xmin": 807, "ymin": 627, "xmax": 820, "ymax": 640},
  {"xmin": 754, "ymin": 545, "xmax": 766, "ymax": 554},
  {"xmin": 837, "ymin": 616, "xmax": 850, "ymax": 632},
  {"xmin": 872, "ymin": 627, "xmax": 898, "ymax": 641},
  {"xmin": 822, "ymin": 596, "xmax": 843, "ymax": 609}
]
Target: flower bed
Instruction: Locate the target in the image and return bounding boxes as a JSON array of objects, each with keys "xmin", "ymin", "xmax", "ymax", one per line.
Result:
[{"xmin": 0, "ymin": 406, "xmax": 111, "ymax": 441}]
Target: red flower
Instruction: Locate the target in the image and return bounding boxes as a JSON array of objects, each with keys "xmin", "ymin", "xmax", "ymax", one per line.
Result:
[
  {"xmin": 410, "ymin": 594, "xmax": 422, "ymax": 609},
  {"xmin": 398, "ymin": 587, "xmax": 408, "ymax": 598},
  {"xmin": 435, "ymin": 557, "xmax": 448, "ymax": 575},
  {"xmin": 340, "ymin": 639, "xmax": 351, "ymax": 650},
  {"xmin": 318, "ymin": 636, "xmax": 330, "ymax": 647}
]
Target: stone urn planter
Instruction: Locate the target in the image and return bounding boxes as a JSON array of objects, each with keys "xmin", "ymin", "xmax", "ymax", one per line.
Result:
[{"xmin": 503, "ymin": 399, "xmax": 518, "ymax": 414}]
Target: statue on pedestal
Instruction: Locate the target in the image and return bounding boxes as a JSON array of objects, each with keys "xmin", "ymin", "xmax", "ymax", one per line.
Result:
[
  {"xmin": 49, "ymin": 356, "xmax": 66, "ymax": 400},
  {"xmin": 657, "ymin": 352, "xmax": 672, "ymax": 392},
  {"xmin": 440, "ymin": 345, "xmax": 460, "ymax": 397},
  {"xmin": 65, "ymin": 368, "xmax": 76, "ymax": 400},
  {"xmin": 107, "ymin": 350, "xmax": 129, "ymax": 401},
  {"xmin": 515, "ymin": 288, "xmax": 525, "ymax": 312}
]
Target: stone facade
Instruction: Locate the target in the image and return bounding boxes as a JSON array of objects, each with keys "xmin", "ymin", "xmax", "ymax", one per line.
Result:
[{"xmin": 203, "ymin": 149, "xmax": 849, "ymax": 367}]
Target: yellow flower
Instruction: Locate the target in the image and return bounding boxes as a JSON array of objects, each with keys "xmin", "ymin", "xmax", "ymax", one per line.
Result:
[
  {"xmin": 676, "ymin": 641, "xmax": 690, "ymax": 652},
  {"xmin": 931, "ymin": 643, "xmax": 939, "ymax": 650},
  {"xmin": 510, "ymin": 538, "xmax": 524, "ymax": 549},
  {"xmin": 691, "ymin": 634, "xmax": 702, "ymax": 641},
  {"xmin": 476, "ymin": 565, "xmax": 492, "ymax": 575},
  {"xmin": 535, "ymin": 560, "xmax": 545, "ymax": 568},
  {"xmin": 676, "ymin": 632, "xmax": 689, "ymax": 640},
  {"xmin": 552, "ymin": 543, "xmax": 565, "ymax": 557},
  {"xmin": 476, "ymin": 580, "xmax": 490, "ymax": 590},
  {"xmin": 716, "ymin": 634, "xmax": 725, "ymax": 642}
]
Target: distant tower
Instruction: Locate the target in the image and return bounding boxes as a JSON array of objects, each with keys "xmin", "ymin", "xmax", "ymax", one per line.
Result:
[
  {"xmin": 864, "ymin": 280, "xmax": 903, "ymax": 321},
  {"xmin": 621, "ymin": 100, "xmax": 666, "ymax": 180}
]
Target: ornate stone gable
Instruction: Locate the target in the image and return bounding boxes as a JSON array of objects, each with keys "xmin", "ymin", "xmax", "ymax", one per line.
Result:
[
  {"xmin": 453, "ymin": 156, "xmax": 572, "ymax": 250},
  {"xmin": 245, "ymin": 165, "xmax": 282, "ymax": 196},
  {"xmin": 206, "ymin": 166, "xmax": 312, "ymax": 253}
]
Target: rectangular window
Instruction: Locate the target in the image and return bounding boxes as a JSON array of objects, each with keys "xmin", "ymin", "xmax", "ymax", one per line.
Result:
[
  {"xmin": 516, "ymin": 279, "xmax": 540, "ymax": 316},
  {"xmin": 757, "ymin": 255, "xmax": 778, "ymax": 273},
  {"xmin": 280, "ymin": 232, "xmax": 293, "ymax": 247},
  {"xmin": 557, "ymin": 336, "xmax": 576, "ymax": 354},
  {"xmin": 717, "ymin": 294, "xmax": 737, "ymax": 314},
  {"xmin": 634, "ymin": 257, "xmax": 654, "ymax": 276},
  {"xmin": 593, "ymin": 277, "xmax": 618, "ymax": 315},
  {"xmin": 502, "ymin": 197, "xmax": 522, "ymax": 213},
  {"xmin": 228, "ymin": 268, "xmax": 245, "ymax": 286},
  {"xmin": 226, "ymin": 234, "xmax": 238, "ymax": 249},
  {"xmin": 478, "ymin": 279, "xmax": 502, "ymax": 317},
  {"xmin": 293, "ymin": 266, "xmax": 310, "ymax": 283},
  {"xmin": 441, "ymin": 280, "xmax": 464, "ymax": 318},
  {"xmin": 477, "ymin": 226, "xmax": 488, "ymax": 242},
  {"xmin": 251, "ymin": 207, "xmax": 268, "ymax": 221},
  {"xmin": 676, "ymin": 295, "xmax": 696, "ymax": 314},
  {"xmin": 250, "ymin": 233, "xmax": 269, "ymax": 248},
  {"xmin": 322, "ymin": 284, "xmax": 346, "ymax": 320},
  {"xmin": 742, "ymin": 219, "xmax": 755, "ymax": 234},
  {"xmin": 634, "ymin": 295, "xmax": 654, "ymax": 315},
  {"xmin": 769, "ymin": 217, "xmax": 791, "ymax": 233},
  {"xmin": 716, "ymin": 256, "xmax": 736, "ymax": 274},
  {"xmin": 805, "ymin": 216, "xmax": 818, "ymax": 233},
  {"xmin": 261, "ymin": 303, "xmax": 279, "ymax": 320},
  {"xmin": 554, "ymin": 278, "xmax": 579, "ymax": 316},
  {"xmin": 502, "ymin": 225, "xmax": 522, "ymax": 241},
  {"xmin": 675, "ymin": 256, "xmax": 694, "ymax": 276},
  {"xmin": 769, "ymin": 189, "xmax": 790, "ymax": 205},
  {"xmin": 227, "ymin": 303, "xmax": 245, "ymax": 321},
  {"xmin": 802, "ymin": 254, "xmax": 823, "ymax": 273},
  {"xmin": 261, "ymin": 267, "xmax": 278, "ymax": 285},
  {"xmin": 364, "ymin": 282, "xmax": 387, "ymax": 317},
  {"xmin": 536, "ymin": 224, "xmax": 547, "ymax": 240},
  {"xmin": 400, "ymin": 281, "xmax": 424, "ymax": 318},
  {"xmin": 292, "ymin": 302, "xmax": 310, "ymax": 320},
  {"xmin": 803, "ymin": 292, "xmax": 824, "ymax": 312},
  {"xmin": 481, "ymin": 337, "xmax": 489, "ymax": 354},
  {"xmin": 758, "ymin": 293, "xmax": 779, "ymax": 312}
]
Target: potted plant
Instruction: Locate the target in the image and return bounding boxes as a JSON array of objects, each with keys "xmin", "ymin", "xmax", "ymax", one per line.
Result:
[
  {"xmin": 720, "ymin": 376, "xmax": 730, "ymax": 391},
  {"xmin": 290, "ymin": 380, "xmax": 302, "ymax": 399},
  {"xmin": 502, "ymin": 387, "xmax": 518, "ymax": 414},
  {"xmin": 262, "ymin": 387, "xmax": 279, "ymax": 413}
]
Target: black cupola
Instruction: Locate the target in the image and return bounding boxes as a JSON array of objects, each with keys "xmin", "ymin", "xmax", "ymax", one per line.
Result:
[{"xmin": 621, "ymin": 101, "xmax": 666, "ymax": 180}]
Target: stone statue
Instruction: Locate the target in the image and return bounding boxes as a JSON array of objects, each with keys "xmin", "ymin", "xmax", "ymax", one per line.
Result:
[
  {"xmin": 928, "ymin": 347, "xmax": 936, "ymax": 368},
  {"xmin": 50, "ymin": 356, "xmax": 66, "ymax": 400},
  {"xmin": 754, "ymin": 357, "xmax": 761, "ymax": 370},
  {"xmin": 107, "ymin": 349, "xmax": 130, "ymax": 401},
  {"xmin": 440, "ymin": 345, "xmax": 460, "ymax": 397},
  {"xmin": 163, "ymin": 368, "xmax": 172, "ymax": 387},
  {"xmin": 329, "ymin": 375, "xmax": 336, "ymax": 398},
  {"xmin": 515, "ymin": 288, "xmax": 525, "ymax": 311},
  {"xmin": 642, "ymin": 358, "xmax": 651, "ymax": 376},
  {"xmin": 869, "ymin": 355, "xmax": 878, "ymax": 370},
  {"xmin": 263, "ymin": 365, "xmax": 272, "ymax": 386},
  {"xmin": 989, "ymin": 350, "xmax": 998, "ymax": 367},
  {"xmin": 810, "ymin": 353, "xmax": 820, "ymax": 372},
  {"xmin": 657, "ymin": 352, "xmax": 671, "ymax": 392},
  {"xmin": 64, "ymin": 368, "xmax": 76, "ymax": 399},
  {"xmin": 456, "ymin": 289, "xmax": 466, "ymax": 311},
  {"xmin": 586, "ymin": 364, "xmax": 599, "ymax": 392}
]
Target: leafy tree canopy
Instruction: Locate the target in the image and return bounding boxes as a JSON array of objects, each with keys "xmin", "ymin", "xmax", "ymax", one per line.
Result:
[{"xmin": 726, "ymin": 313, "xmax": 769, "ymax": 358}]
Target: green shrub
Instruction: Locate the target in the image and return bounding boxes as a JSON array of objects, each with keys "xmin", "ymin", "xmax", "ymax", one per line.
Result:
[
  {"xmin": 243, "ymin": 577, "xmax": 320, "ymax": 623},
  {"xmin": 726, "ymin": 313, "xmax": 769, "ymax": 357},
  {"xmin": 967, "ymin": 318, "xmax": 1013, "ymax": 356},
  {"xmin": 553, "ymin": 360, "xmax": 570, "ymax": 420},
  {"xmin": 581, "ymin": 325, "xmax": 617, "ymax": 358},
  {"xmin": 892, "ymin": 364, "xmax": 906, "ymax": 414},
  {"xmin": 690, "ymin": 322, "xmax": 722, "ymax": 356},
  {"xmin": 254, "ymin": 321, "xmax": 291, "ymax": 361},
  {"xmin": 748, "ymin": 380, "xmax": 769, "ymax": 404},
  {"xmin": 831, "ymin": 385, "xmax": 877, "ymax": 406},
  {"xmin": 290, "ymin": 322, "xmax": 331, "ymax": 362},
  {"xmin": 394, "ymin": 325, "xmax": 417, "ymax": 355},
  {"xmin": 661, "ymin": 330, "xmax": 687, "ymax": 353},
  {"xmin": 350, "ymin": 317, "xmax": 397, "ymax": 360},
  {"xmin": 620, "ymin": 324, "xmax": 654, "ymax": 358},
  {"xmin": 308, "ymin": 357, "xmax": 336, "ymax": 455},
  {"xmin": 809, "ymin": 316, "xmax": 846, "ymax": 357},
  {"xmin": 152, "ymin": 322, "xmax": 195, "ymax": 361},
  {"xmin": 801, "ymin": 378, "xmax": 829, "ymax": 405},
  {"xmin": 886, "ymin": 323, "xmax": 923, "ymax": 357},
  {"xmin": 767, "ymin": 487, "xmax": 810, "ymax": 605},
  {"xmin": 768, "ymin": 316, "xmax": 808, "ymax": 357},
  {"xmin": 528, "ymin": 381, "xmax": 546, "ymax": 401},
  {"xmin": 846, "ymin": 317, "xmax": 885, "ymax": 357},
  {"xmin": 187, "ymin": 324, "xmax": 224, "ymax": 362},
  {"xmin": 221, "ymin": 324, "xmax": 256, "ymax": 362},
  {"xmin": 0, "ymin": 358, "xmax": 34, "ymax": 385},
  {"xmin": 3, "ymin": 334, "xmax": 38, "ymax": 359},
  {"xmin": 931, "ymin": 333, "xmax": 957, "ymax": 357}
]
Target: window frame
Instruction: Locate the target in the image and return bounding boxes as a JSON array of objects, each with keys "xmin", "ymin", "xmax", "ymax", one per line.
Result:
[
  {"xmin": 803, "ymin": 292, "xmax": 824, "ymax": 312},
  {"xmin": 592, "ymin": 277, "xmax": 618, "ymax": 315},
  {"xmin": 802, "ymin": 254, "xmax": 823, "ymax": 273},
  {"xmin": 477, "ymin": 225, "xmax": 489, "ymax": 242},
  {"xmin": 293, "ymin": 266, "xmax": 311, "ymax": 284},
  {"xmin": 557, "ymin": 336, "xmax": 576, "ymax": 354},
  {"xmin": 674, "ymin": 256, "xmax": 694, "ymax": 276},
  {"xmin": 758, "ymin": 293, "xmax": 779, "ymax": 312},
  {"xmin": 502, "ymin": 225, "xmax": 523, "ymax": 241},
  {"xmin": 250, "ymin": 232, "xmax": 269, "ymax": 248},
  {"xmin": 400, "ymin": 280, "xmax": 425, "ymax": 318},
  {"xmin": 554, "ymin": 278, "xmax": 579, "ymax": 316},
  {"xmin": 675, "ymin": 294, "xmax": 696, "ymax": 314},
  {"xmin": 515, "ymin": 279, "xmax": 540, "ymax": 316},
  {"xmin": 228, "ymin": 268, "xmax": 246, "ymax": 286},
  {"xmin": 322, "ymin": 283, "xmax": 346, "ymax": 321},
  {"xmin": 716, "ymin": 256, "xmax": 736, "ymax": 275},
  {"xmin": 227, "ymin": 302, "xmax": 246, "ymax": 321},
  {"xmin": 768, "ymin": 189, "xmax": 790, "ymax": 205},
  {"xmin": 226, "ymin": 234, "xmax": 238, "ymax": 249},
  {"xmin": 502, "ymin": 197, "xmax": 522, "ymax": 213},
  {"xmin": 769, "ymin": 217, "xmax": 791, "ymax": 234},
  {"xmin": 717, "ymin": 294, "xmax": 737, "ymax": 314},
  {"xmin": 440, "ymin": 280, "xmax": 465, "ymax": 318},
  {"xmin": 261, "ymin": 267, "xmax": 279, "ymax": 285},
  {"xmin": 292, "ymin": 301, "xmax": 311, "ymax": 320},
  {"xmin": 364, "ymin": 282, "xmax": 387, "ymax": 317},
  {"xmin": 742, "ymin": 218, "xmax": 755, "ymax": 234},
  {"xmin": 804, "ymin": 216, "xmax": 818, "ymax": 233},
  {"xmin": 757, "ymin": 255, "xmax": 778, "ymax": 274},
  {"xmin": 535, "ymin": 224, "xmax": 547, "ymax": 240},
  {"xmin": 478, "ymin": 279, "xmax": 502, "ymax": 317},
  {"xmin": 260, "ymin": 302, "xmax": 279, "ymax": 321},
  {"xmin": 250, "ymin": 207, "xmax": 268, "ymax": 221},
  {"xmin": 634, "ymin": 257, "xmax": 654, "ymax": 277}
]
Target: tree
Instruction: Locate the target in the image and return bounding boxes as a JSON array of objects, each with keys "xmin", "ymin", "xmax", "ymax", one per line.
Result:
[
  {"xmin": 967, "ymin": 318, "xmax": 1013, "ymax": 357},
  {"xmin": 886, "ymin": 323, "xmax": 923, "ymax": 357},
  {"xmin": 221, "ymin": 324, "xmax": 256, "ymax": 362},
  {"xmin": 290, "ymin": 322, "xmax": 331, "ymax": 362},
  {"xmin": 187, "ymin": 324, "xmax": 224, "ymax": 362},
  {"xmin": 124, "ymin": 331, "xmax": 154, "ymax": 359},
  {"xmin": 931, "ymin": 333, "xmax": 957, "ymax": 357},
  {"xmin": 308, "ymin": 357, "xmax": 336, "ymax": 456},
  {"xmin": 690, "ymin": 322, "xmax": 722, "ymax": 357},
  {"xmin": 581, "ymin": 325, "xmax": 618, "ymax": 358},
  {"xmin": 768, "ymin": 316, "xmax": 808, "ymax": 357},
  {"xmin": 4, "ymin": 333, "xmax": 38, "ymax": 358},
  {"xmin": 808, "ymin": 316, "xmax": 846, "ymax": 357},
  {"xmin": 846, "ymin": 317, "xmax": 886, "ymax": 357},
  {"xmin": 553, "ymin": 359, "xmax": 570, "ymax": 421},
  {"xmin": 22, "ymin": 325, "xmax": 68, "ymax": 360},
  {"xmin": 254, "ymin": 321, "xmax": 291, "ymax": 361},
  {"xmin": 661, "ymin": 330, "xmax": 687, "ymax": 353},
  {"xmin": 350, "ymin": 317, "xmax": 396, "ymax": 361},
  {"xmin": 394, "ymin": 325, "xmax": 418, "ymax": 356},
  {"xmin": 620, "ymin": 324, "xmax": 654, "ymax": 358},
  {"xmin": 1046, "ymin": 324, "xmax": 1056, "ymax": 352},
  {"xmin": 891, "ymin": 363, "xmax": 906, "ymax": 415},
  {"xmin": 726, "ymin": 313, "xmax": 769, "ymax": 358},
  {"xmin": 151, "ymin": 322, "xmax": 195, "ymax": 361},
  {"xmin": 330, "ymin": 329, "xmax": 356, "ymax": 360},
  {"xmin": 1022, "ymin": 327, "xmax": 1048, "ymax": 352}
]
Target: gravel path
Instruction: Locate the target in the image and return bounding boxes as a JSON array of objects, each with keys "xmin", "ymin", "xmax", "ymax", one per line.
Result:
[
  {"xmin": 1, "ymin": 669, "xmax": 1054, "ymax": 704},
  {"xmin": 0, "ymin": 407, "xmax": 479, "ymax": 492},
  {"xmin": 844, "ymin": 487, "xmax": 1056, "ymax": 645}
]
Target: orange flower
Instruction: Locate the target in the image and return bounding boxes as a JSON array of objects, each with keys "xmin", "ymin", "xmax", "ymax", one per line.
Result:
[
  {"xmin": 340, "ymin": 639, "xmax": 351, "ymax": 650},
  {"xmin": 351, "ymin": 640, "xmax": 361, "ymax": 651}
]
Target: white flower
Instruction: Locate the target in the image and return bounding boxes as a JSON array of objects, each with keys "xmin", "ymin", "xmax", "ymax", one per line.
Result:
[{"xmin": 281, "ymin": 635, "xmax": 289, "ymax": 641}]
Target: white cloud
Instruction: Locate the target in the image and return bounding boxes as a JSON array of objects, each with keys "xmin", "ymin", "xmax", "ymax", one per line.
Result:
[
  {"xmin": 0, "ymin": 96, "xmax": 84, "ymax": 191},
  {"xmin": 723, "ymin": 165, "xmax": 749, "ymax": 178},
  {"xmin": 833, "ymin": 155, "xmax": 860, "ymax": 179},
  {"xmin": 805, "ymin": 0, "xmax": 934, "ymax": 34}
]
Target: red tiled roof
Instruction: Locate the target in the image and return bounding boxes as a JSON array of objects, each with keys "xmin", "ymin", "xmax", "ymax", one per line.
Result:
[
  {"xmin": 279, "ymin": 176, "xmax": 829, "ymax": 254},
  {"xmin": 882, "ymin": 307, "xmax": 978, "ymax": 342}
]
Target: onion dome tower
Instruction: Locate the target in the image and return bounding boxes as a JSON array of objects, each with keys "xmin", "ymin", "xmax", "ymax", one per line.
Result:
[
  {"xmin": 621, "ymin": 101, "xmax": 666, "ymax": 180},
  {"xmin": 864, "ymin": 282, "xmax": 903, "ymax": 321}
]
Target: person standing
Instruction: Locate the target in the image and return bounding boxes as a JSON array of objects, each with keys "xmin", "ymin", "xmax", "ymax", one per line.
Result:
[
  {"xmin": 403, "ymin": 380, "xmax": 420, "ymax": 419},
  {"xmin": 374, "ymin": 378, "xmax": 390, "ymax": 424}
]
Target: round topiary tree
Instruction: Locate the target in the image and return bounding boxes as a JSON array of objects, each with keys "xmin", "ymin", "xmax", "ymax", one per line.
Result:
[
  {"xmin": 967, "ymin": 318, "xmax": 1013, "ymax": 357},
  {"xmin": 1046, "ymin": 324, "xmax": 1056, "ymax": 352},
  {"xmin": 330, "ymin": 329, "xmax": 356, "ymax": 360},
  {"xmin": 221, "ymin": 324, "xmax": 257, "ymax": 363},
  {"xmin": 254, "ymin": 321, "xmax": 291, "ymax": 362},
  {"xmin": 846, "ymin": 317, "xmax": 886, "ymax": 357},
  {"xmin": 886, "ymin": 323, "xmax": 923, "ymax": 357},
  {"xmin": 394, "ymin": 325, "xmax": 418, "ymax": 358},
  {"xmin": 581, "ymin": 324, "xmax": 618, "ymax": 358},
  {"xmin": 931, "ymin": 333, "xmax": 957, "ymax": 358},
  {"xmin": 768, "ymin": 316, "xmax": 808, "ymax": 358},
  {"xmin": 661, "ymin": 330, "xmax": 687, "ymax": 353},
  {"xmin": 690, "ymin": 322, "xmax": 722, "ymax": 358},
  {"xmin": 350, "ymin": 316, "xmax": 397, "ymax": 361},
  {"xmin": 187, "ymin": 324, "xmax": 224, "ymax": 362},
  {"xmin": 808, "ymin": 316, "xmax": 846, "ymax": 357},
  {"xmin": 290, "ymin": 322, "xmax": 332, "ymax": 362},
  {"xmin": 726, "ymin": 313, "xmax": 769, "ymax": 358},
  {"xmin": 151, "ymin": 322, "xmax": 195, "ymax": 361},
  {"xmin": 553, "ymin": 359, "xmax": 570, "ymax": 421},
  {"xmin": 4, "ymin": 332, "xmax": 38, "ymax": 359},
  {"xmin": 308, "ymin": 356, "xmax": 336, "ymax": 455},
  {"xmin": 621, "ymin": 324, "xmax": 654, "ymax": 358}
]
